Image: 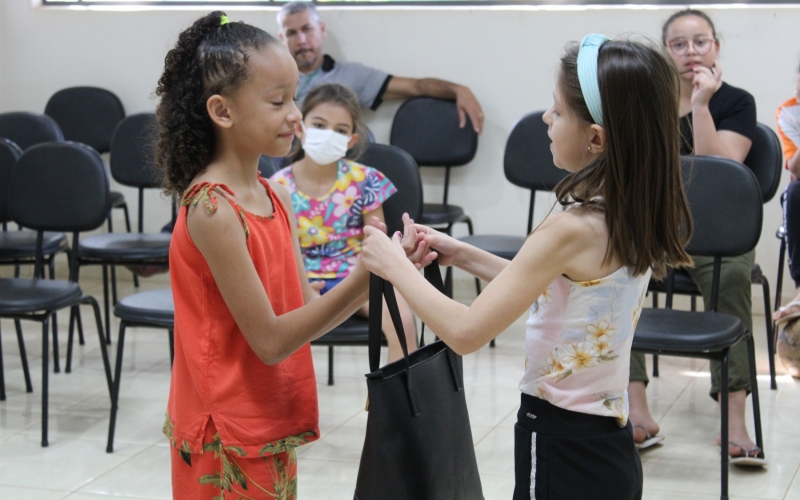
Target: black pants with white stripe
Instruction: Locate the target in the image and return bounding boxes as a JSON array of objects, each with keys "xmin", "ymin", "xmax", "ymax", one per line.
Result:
[{"xmin": 513, "ymin": 394, "xmax": 642, "ymax": 500}]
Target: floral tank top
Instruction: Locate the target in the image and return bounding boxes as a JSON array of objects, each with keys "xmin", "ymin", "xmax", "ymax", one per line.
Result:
[
  {"xmin": 271, "ymin": 159, "xmax": 396, "ymax": 280},
  {"xmin": 519, "ymin": 266, "xmax": 651, "ymax": 426}
]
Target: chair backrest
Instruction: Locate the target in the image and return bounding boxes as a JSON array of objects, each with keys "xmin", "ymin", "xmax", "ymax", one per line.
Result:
[
  {"xmin": 0, "ymin": 138, "xmax": 23, "ymax": 223},
  {"xmin": 682, "ymin": 155, "xmax": 762, "ymax": 257},
  {"xmin": 505, "ymin": 111, "xmax": 569, "ymax": 191},
  {"xmin": 10, "ymin": 142, "xmax": 110, "ymax": 233},
  {"xmin": 110, "ymin": 113, "xmax": 162, "ymax": 189},
  {"xmin": 0, "ymin": 112, "xmax": 64, "ymax": 151},
  {"xmin": 389, "ymin": 97, "xmax": 477, "ymax": 167},
  {"xmin": 742, "ymin": 122, "xmax": 782, "ymax": 204},
  {"xmin": 44, "ymin": 86, "xmax": 125, "ymax": 154},
  {"xmin": 358, "ymin": 143, "xmax": 423, "ymax": 236}
]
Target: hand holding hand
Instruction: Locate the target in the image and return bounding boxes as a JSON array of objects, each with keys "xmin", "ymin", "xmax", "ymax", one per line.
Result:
[
  {"xmin": 691, "ymin": 60, "xmax": 722, "ymax": 109},
  {"xmin": 413, "ymin": 224, "xmax": 461, "ymax": 267},
  {"xmin": 361, "ymin": 225, "xmax": 410, "ymax": 279},
  {"xmin": 454, "ymin": 85, "xmax": 484, "ymax": 135}
]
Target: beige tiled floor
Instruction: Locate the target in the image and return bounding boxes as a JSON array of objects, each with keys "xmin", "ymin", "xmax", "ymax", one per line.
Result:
[{"xmin": 0, "ymin": 270, "xmax": 799, "ymax": 499}]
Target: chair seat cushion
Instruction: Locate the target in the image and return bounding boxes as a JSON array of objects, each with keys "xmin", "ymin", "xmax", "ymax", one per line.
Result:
[
  {"xmin": 78, "ymin": 233, "xmax": 171, "ymax": 261},
  {"xmin": 114, "ymin": 289, "xmax": 174, "ymax": 327},
  {"xmin": 421, "ymin": 203, "xmax": 469, "ymax": 226},
  {"xmin": 0, "ymin": 278, "xmax": 82, "ymax": 314},
  {"xmin": 109, "ymin": 191, "xmax": 126, "ymax": 208},
  {"xmin": 311, "ymin": 316, "xmax": 389, "ymax": 346},
  {"xmin": 751, "ymin": 263, "xmax": 764, "ymax": 282},
  {"xmin": 458, "ymin": 234, "xmax": 523, "ymax": 261},
  {"xmin": 633, "ymin": 309, "xmax": 745, "ymax": 354},
  {"xmin": 0, "ymin": 230, "xmax": 67, "ymax": 260}
]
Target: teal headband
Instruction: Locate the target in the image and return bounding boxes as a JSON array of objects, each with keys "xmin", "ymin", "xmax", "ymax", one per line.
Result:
[{"xmin": 577, "ymin": 34, "xmax": 610, "ymax": 126}]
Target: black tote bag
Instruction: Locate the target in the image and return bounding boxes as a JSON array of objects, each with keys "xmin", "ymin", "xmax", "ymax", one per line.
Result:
[{"xmin": 354, "ymin": 264, "xmax": 484, "ymax": 500}]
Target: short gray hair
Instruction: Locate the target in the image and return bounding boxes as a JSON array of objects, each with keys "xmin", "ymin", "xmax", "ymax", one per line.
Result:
[{"xmin": 277, "ymin": 2, "xmax": 321, "ymax": 29}]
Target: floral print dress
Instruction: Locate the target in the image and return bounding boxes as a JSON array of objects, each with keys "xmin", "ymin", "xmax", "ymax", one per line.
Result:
[
  {"xmin": 271, "ymin": 159, "xmax": 397, "ymax": 280},
  {"xmin": 519, "ymin": 266, "xmax": 652, "ymax": 426}
]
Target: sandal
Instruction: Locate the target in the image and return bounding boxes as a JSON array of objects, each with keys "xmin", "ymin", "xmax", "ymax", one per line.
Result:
[
  {"xmin": 633, "ymin": 425, "xmax": 664, "ymax": 450},
  {"xmin": 774, "ymin": 300, "xmax": 800, "ymax": 327},
  {"xmin": 728, "ymin": 441, "xmax": 768, "ymax": 467}
]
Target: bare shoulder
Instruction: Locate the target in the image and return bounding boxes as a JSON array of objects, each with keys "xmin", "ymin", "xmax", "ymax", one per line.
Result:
[
  {"xmin": 268, "ymin": 179, "xmax": 292, "ymax": 207},
  {"xmin": 185, "ymin": 187, "xmax": 243, "ymax": 248},
  {"xmin": 536, "ymin": 207, "xmax": 608, "ymax": 246}
]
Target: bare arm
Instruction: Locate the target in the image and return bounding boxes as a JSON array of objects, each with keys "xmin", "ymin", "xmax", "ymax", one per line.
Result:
[
  {"xmin": 362, "ymin": 213, "xmax": 590, "ymax": 355},
  {"xmin": 690, "ymin": 63, "xmax": 752, "ymax": 162},
  {"xmin": 188, "ymin": 187, "xmax": 369, "ymax": 366},
  {"xmin": 384, "ymin": 76, "xmax": 484, "ymax": 134}
]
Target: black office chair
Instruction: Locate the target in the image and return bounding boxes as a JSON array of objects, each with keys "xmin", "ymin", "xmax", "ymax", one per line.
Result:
[
  {"xmin": 0, "ymin": 112, "xmax": 64, "ymax": 151},
  {"xmin": 649, "ymin": 123, "xmax": 783, "ymax": 389},
  {"xmin": 459, "ymin": 111, "xmax": 568, "ymax": 293},
  {"xmin": 107, "ymin": 288, "xmax": 173, "ymax": 453},
  {"xmin": 0, "ymin": 138, "xmax": 36, "ymax": 397},
  {"xmin": 390, "ymin": 97, "xmax": 476, "ymax": 237},
  {"xmin": 311, "ymin": 143, "xmax": 423, "ymax": 385},
  {"xmin": 633, "ymin": 155, "xmax": 765, "ymax": 500},
  {"xmin": 72, "ymin": 114, "xmax": 171, "ymax": 349},
  {"xmin": 45, "ymin": 87, "xmax": 134, "ymax": 288},
  {"xmin": 0, "ymin": 141, "xmax": 113, "ymax": 447}
]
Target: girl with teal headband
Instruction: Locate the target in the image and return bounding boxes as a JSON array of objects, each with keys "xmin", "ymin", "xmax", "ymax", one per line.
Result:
[{"xmin": 360, "ymin": 34, "xmax": 691, "ymax": 499}]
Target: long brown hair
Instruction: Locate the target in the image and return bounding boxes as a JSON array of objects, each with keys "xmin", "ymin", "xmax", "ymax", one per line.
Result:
[
  {"xmin": 553, "ymin": 39, "xmax": 692, "ymax": 279},
  {"xmin": 288, "ymin": 83, "xmax": 367, "ymax": 163}
]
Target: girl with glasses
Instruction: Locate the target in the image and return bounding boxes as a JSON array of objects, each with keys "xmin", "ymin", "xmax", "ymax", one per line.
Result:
[{"xmin": 628, "ymin": 8, "xmax": 764, "ymax": 467}]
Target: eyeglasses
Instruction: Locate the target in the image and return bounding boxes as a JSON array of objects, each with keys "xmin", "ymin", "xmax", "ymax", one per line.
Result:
[{"xmin": 667, "ymin": 38, "xmax": 716, "ymax": 56}]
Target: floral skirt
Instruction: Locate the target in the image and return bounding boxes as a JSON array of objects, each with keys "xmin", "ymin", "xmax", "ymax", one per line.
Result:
[{"xmin": 171, "ymin": 418, "xmax": 298, "ymax": 500}]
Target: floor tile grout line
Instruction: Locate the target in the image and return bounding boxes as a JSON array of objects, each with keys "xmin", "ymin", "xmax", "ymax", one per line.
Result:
[
  {"xmin": 71, "ymin": 442, "xmax": 163, "ymax": 497},
  {"xmin": 781, "ymin": 460, "xmax": 800, "ymax": 500}
]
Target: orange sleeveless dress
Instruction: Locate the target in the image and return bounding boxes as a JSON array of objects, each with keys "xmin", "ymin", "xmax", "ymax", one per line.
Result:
[{"xmin": 164, "ymin": 176, "xmax": 319, "ymax": 499}]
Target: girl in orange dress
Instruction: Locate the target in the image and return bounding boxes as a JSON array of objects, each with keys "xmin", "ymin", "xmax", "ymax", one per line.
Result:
[{"xmin": 154, "ymin": 12, "xmax": 428, "ymax": 499}]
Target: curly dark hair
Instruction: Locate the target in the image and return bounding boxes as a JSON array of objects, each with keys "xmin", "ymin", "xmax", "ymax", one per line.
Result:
[{"xmin": 155, "ymin": 11, "xmax": 277, "ymax": 195}]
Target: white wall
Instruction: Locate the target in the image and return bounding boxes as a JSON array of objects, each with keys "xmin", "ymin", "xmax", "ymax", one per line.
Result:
[{"xmin": 2, "ymin": 2, "xmax": 799, "ymax": 305}]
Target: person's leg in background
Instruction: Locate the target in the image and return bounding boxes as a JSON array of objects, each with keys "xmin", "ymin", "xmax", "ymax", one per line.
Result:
[
  {"xmin": 687, "ymin": 250, "xmax": 762, "ymax": 460},
  {"xmin": 628, "ymin": 352, "xmax": 662, "ymax": 447},
  {"xmin": 774, "ymin": 181, "xmax": 800, "ymax": 322}
]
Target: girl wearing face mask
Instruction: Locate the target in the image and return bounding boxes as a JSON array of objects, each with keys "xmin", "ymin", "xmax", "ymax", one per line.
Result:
[{"xmin": 271, "ymin": 83, "xmax": 418, "ymax": 362}]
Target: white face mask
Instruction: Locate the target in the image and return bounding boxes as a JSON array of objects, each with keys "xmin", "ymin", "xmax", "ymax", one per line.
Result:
[{"xmin": 301, "ymin": 123, "xmax": 351, "ymax": 165}]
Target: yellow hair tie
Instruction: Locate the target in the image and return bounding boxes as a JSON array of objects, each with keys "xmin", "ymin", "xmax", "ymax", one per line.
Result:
[{"xmin": 220, "ymin": 15, "xmax": 230, "ymax": 26}]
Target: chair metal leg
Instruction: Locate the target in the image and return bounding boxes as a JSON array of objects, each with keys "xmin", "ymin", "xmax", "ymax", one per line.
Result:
[
  {"xmin": 652, "ymin": 292, "xmax": 659, "ymax": 309},
  {"xmin": 465, "ymin": 217, "xmax": 474, "ymax": 236},
  {"xmin": 759, "ymin": 278, "xmax": 777, "ymax": 390},
  {"xmin": 111, "ymin": 266, "xmax": 118, "ymax": 307},
  {"xmin": 652, "ymin": 354, "xmax": 659, "ymax": 377},
  {"xmin": 41, "ymin": 314, "xmax": 51, "ymax": 447},
  {"xmin": 14, "ymin": 320, "xmax": 32, "ymax": 392},
  {"xmin": 51, "ymin": 312, "xmax": 60, "ymax": 373},
  {"xmin": 168, "ymin": 329, "xmax": 174, "ymax": 368},
  {"xmin": 327, "ymin": 346, "xmax": 334, "ymax": 386},
  {"xmin": 775, "ymin": 238, "xmax": 786, "ymax": 314},
  {"xmin": 83, "ymin": 296, "xmax": 114, "ymax": 397},
  {"xmin": 102, "ymin": 266, "xmax": 111, "ymax": 345},
  {"xmin": 122, "ymin": 203, "xmax": 132, "ymax": 233},
  {"xmin": 746, "ymin": 333, "xmax": 765, "ymax": 457},
  {"xmin": 0, "ymin": 322, "xmax": 6, "ymax": 401},
  {"xmin": 66, "ymin": 306, "xmax": 78, "ymax": 373},
  {"xmin": 691, "ymin": 296, "xmax": 697, "ymax": 312},
  {"xmin": 720, "ymin": 349, "xmax": 729, "ymax": 500},
  {"xmin": 107, "ymin": 322, "xmax": 127, "ymax": 453},
  {"xmin": 77, "ymin": 307, "xmax": 85, "ymax": 346}
]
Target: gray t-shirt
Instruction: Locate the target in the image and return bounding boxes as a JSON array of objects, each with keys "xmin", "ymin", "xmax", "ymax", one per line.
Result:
[{"xmin": 296, "ymin": 55, "xmax": 392, "ymax": 110}]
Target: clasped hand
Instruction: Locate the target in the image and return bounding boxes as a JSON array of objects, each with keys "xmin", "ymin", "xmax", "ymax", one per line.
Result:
[{"xmin": 361, "ymin": 214, "xmax": 463, "ymax": 280}]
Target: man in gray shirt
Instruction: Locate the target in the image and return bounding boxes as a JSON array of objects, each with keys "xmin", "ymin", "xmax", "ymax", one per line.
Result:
[{"xmin": 277, "ymin": 1, "xmax": 484, "ymax": 134}]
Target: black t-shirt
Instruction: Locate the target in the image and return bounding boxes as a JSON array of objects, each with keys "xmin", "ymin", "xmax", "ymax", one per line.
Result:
[{"xmin": 679, "ymin": 82, "xmax": 757, "ymax": 155}]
